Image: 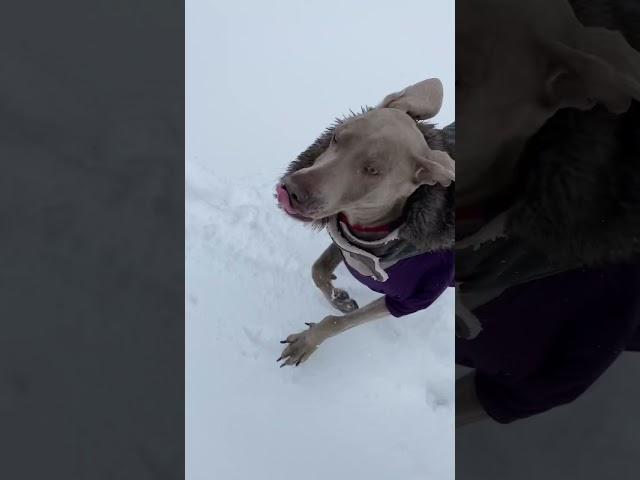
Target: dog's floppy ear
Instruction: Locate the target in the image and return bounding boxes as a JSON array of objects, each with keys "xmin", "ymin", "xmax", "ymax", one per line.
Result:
[
  {"xmin": 415, "ymin": 149, "xmax": 455, "ymax": 187},
  {"xmin": 544, "ymin": 28, "xmax": 640, "ymax": 113},
  {"xmin": 378, "ymin": 78, "xmax": 444, "ymax": 120}
]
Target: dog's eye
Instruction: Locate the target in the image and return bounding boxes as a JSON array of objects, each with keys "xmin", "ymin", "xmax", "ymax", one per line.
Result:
[{"xmin": 363, "ymin": 165, "xmax": 379, "ymax": 176}]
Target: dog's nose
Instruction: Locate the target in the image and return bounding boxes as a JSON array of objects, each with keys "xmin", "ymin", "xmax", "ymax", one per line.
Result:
[{"xmin": 283, "ymin": 179, "xmax": 308, "ymax": 206}]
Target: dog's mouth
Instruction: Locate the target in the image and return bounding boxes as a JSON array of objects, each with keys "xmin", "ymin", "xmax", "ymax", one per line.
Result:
[{"xmin": 275, "ymin": 184, "xmax": 314, "ymax": 222}]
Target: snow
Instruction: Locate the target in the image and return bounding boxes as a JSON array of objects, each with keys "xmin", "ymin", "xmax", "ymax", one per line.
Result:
[
  {"xmin": 186, "ymin": 163, "xmax": 454, "ymax": 480},
  {"xmin": 187, "ymin": 1, "xmax": 454, "ymax": 478}
]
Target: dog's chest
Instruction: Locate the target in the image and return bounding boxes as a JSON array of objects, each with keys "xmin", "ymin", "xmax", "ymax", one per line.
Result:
[{"xmin": 327, "ymin": 216, "xmax": 420, "ymax": 282}]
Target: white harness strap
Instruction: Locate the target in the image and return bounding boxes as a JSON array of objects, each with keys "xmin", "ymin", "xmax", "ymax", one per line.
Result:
[{"xmin": 326, "ymin": 216, "xmax": 401, "ymax": 282}]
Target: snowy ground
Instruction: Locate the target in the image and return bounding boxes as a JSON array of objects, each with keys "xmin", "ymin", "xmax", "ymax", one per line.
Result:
[{"xmin": 186, "ymin": 160, "xmax": 454, "ymax": 480}]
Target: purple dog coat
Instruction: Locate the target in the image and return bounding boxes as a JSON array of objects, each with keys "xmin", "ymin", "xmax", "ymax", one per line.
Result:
[{"xmin": 327, "ymin": 215, "xmax": 454, "ymax": 317}]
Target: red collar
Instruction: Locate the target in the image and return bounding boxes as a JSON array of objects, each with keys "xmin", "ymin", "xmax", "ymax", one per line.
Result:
[{"xmin": 338, "ymin": 213, "xmax": 401, "ymax": 233}]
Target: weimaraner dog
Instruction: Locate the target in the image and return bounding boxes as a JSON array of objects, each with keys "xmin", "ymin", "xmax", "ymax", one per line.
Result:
[{"xmin": 276, "ymin": 79, "xmax": 455, "ymax": 367}]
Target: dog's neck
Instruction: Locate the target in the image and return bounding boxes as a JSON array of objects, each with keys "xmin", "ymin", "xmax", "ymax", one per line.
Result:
[{"xmin": 340, "ymin": 199, "xmax": 406, "ymax": 241}]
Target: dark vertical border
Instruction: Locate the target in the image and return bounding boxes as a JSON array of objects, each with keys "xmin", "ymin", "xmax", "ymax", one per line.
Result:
[
  {"xmin": 0, "ymin": 1, "xmax": 184, "ymax": 478},
  {"xmin": 456, "ymin": 0, "xmax": 640, "ymax": 478}
]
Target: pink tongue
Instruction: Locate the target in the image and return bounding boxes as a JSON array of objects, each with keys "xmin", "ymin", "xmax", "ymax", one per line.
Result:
[{"xmin": 276, "ymin": 184, "xmax": 297, "ymax": 215}]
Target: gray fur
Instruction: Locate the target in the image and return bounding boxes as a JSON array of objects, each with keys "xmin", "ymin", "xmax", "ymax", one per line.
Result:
[{"xmin": 282, "ymin": 110, "xmax": 455, "ymax": 252}]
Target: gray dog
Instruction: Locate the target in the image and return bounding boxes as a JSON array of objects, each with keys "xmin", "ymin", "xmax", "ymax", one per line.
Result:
[{"xmin": 275, "ymin": 79, "xmax": 455, "ymax": 367}]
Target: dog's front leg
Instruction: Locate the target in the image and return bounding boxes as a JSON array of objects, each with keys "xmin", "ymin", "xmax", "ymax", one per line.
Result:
[
  {"xmin": 278, "ymin": 297, "xmax": 389, "ymax": 367},
  {"xmin": 312, "ymin": 243, "xmax": 359, "ymax": 313},
  {"xmin": 319, "ymin": 296, "xmax": 389, "ymax": 338}
]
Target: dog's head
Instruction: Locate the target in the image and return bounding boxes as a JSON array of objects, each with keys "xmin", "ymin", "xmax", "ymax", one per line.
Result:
[
  {"xmin": 276, "ymin": 78, "xmax": 454, "ymax": 222},
  {"xmin": 456, "ymin": 0, "xmax": 640, "ymax": 194}
]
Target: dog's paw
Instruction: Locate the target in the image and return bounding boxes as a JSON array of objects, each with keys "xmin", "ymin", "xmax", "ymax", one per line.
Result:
[
  {"xmin": 277, "ymin": 322, "xmax": 330, "ymax": 367},
  {"xmin": 330, "ymin": 288, "xmax": 359, "ymax": 313}
]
